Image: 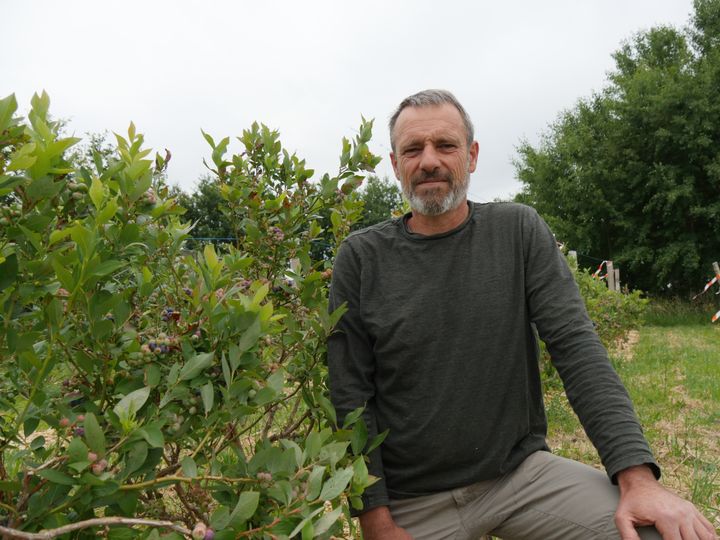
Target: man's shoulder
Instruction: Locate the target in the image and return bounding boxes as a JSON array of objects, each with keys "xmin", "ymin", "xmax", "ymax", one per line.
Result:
[
  {"xmin": 472, "ymin": 200, "xmax": 538, "ymax": 218},
  {"xmin": 343, "ymin": 217, "xmax": 403, "ymax": 246},
  {"xmin": 471, "ymin": 201, "xmax": 541, "ymax": 230}
]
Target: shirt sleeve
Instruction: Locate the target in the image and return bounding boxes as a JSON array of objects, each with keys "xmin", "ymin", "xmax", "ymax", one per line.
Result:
[
  {"xmin": 327, "ymin": 240, "xmax": 390, "ymax": 514},
  {"xmin": 521, "ymin": 207, "xmax": 660, "ymax": 482}
]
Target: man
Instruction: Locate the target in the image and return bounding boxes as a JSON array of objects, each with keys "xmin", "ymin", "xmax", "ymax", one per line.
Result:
[{"xmin": 327, "ymin": 89, "xmax": 716, "ymax": 540}]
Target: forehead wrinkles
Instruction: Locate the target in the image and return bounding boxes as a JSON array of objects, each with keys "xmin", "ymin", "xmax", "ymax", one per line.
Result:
[
  {"xmin": 395, "ymin": 121, "xmax": 464, "ymax": 150},
  {"xmin": 393, "ymin": 106, "xmax": 467, "ymax": 150}
]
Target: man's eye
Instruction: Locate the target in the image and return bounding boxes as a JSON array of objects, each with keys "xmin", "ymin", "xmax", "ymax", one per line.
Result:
[{"xmin": 404, "ymin": 147, "xmax": 420, "ymax": 155}]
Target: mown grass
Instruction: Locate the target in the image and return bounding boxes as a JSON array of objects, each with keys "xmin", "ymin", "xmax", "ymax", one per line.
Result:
[{"xmin": 545, "ymin": 316, "xmax": 720, "ymax": 531}]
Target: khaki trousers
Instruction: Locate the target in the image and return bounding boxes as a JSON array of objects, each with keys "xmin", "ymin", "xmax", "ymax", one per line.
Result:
[{"xmin": 389, "ymin": 451, "xmax": 661, "ymax": 540}]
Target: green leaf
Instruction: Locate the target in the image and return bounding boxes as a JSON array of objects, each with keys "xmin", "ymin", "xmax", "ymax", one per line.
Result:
[
  {"xmin": 123, "ymin": 441, "xmax": 149, "ymax": 477},
  {"xmin": 181, "ymin": 456, "xmax": 198, "ymax": 478},
  {"xmin": 352, "ymin": 456, "xmax": 369, "ymax": 487},
  {"xmin": 84, "ymin": 413, "xmax": 106, "ymax": 458},
  {"xmin": 306, "ymin": 466, "xmax": 324, "ymax": 500},
  {"xmin": 317, "ymin": 441, "xmax": 349, "ymax": 469},
  {"xmin": 26, "ymin": 176, "xmax": 64, "ymax": 201},
  {"xmin": 201, "ymin": 129, "xmax": 216, "ymax": 149},
  {"xmin": 0, "ymin": 481, "xmax": 22, "ymax": 492},
  {"xmin": 7, "ymin": 147, "xmax": 36, "ymax": 171},
  {"xmin": 30, "ymin": 436, "xmax": 45, "ymax": 450},
  {"xmin": 113, "ymin": 386, "xmax": 151, "ymax": 420},
  {"xmin": 137, "ymin": 425, "xmax": 164, "ymax": 448},
  {"xmin": 288, "ymin": 506, "xmax": 325, "ymax": 539},
  {"xmin": 350, "ymin": 418, "xmax": 368, "ymax": 455},
  {"xmin": 366, "ymin": 429, "xmax": 389, "ymax": 454},
  {"xmin": 49, "ymin": 228, "xmax": 72, "ymax": 246},
  {"xmin": 210, "ymin": 506, "xmax": 230, "ymax": 530},
  {"xmin": 0, "ymin": 253, "xmax": 18, "ymax": 291},
  {"xmin": 37, "ymin": 469, "xmax": 76, "ymax": 486},
  {"xmin": 91, "ymin": 259, "xmax": 125, "ymax": 277},
  {"xmin": 145, "ymin": 364, "xmax": 161, "ymax": 387},
  {"xmin": 318, "ymin": 466, "xmax": 354, "ymax": 501},
  {"xmin": 89, "ymin": 177, "xmax": 105, "ymax": 209},
  {"xmin": 204, "ymin": 243, "xmax": 219, "ymax": 271},
  {"xmin": 0, "ymin": 93, "xmax": 18, "ymax": 132},
  {"xmin": 228, "ymin": 491, "xmax": 259, "ymax": 529},
  {"xmin": 267, "ymin": 368, "xmax": 284, "ymax": 394},
  {"xmin": 316, "ymin": 393, "xmax": 337, "ymax": 426},
  {"xmin": 341, "ymin": 406, "xmax": 365, "ymax": 429},
  {"xmin": 237, "ymin": 316, "xmax": 261, "ymax": 354},
  {"xmin": 96, "ymin": 197, "xmax": 119, "ymax": 225},
  {"xmin": 301, "ymin": 520, "xmax": 314, "ymax": 540},
  {"xmin": 67, "ymin": 437, "xmax": 89, "ymax": 463},
  {"xmin": 314, "ymin": 505, "xmax": 343, "ymax": 535},
  {"xmin": 179, "ymin": 352, "xmax": 214, "ymax": 381},
  {"xmin": 201, "ymin": 382, "xmax": 214, "ymax": 414}
]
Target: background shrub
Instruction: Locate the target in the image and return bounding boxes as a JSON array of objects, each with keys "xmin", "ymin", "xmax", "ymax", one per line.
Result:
[{"xmin": 539, "ymin": 254, "xmax": 649, "ymax": 385}]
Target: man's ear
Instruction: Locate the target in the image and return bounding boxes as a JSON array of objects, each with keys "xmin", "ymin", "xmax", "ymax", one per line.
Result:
[
  {"xmin": 468, "ymin": 141, "xmax": 479, "ymax": 173},
  {"xmin": 390, "ymin": 151, "xmax": 400, "ymax": 180}
]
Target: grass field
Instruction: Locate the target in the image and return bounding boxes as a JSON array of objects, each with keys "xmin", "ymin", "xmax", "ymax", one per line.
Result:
[{"xmin": 546, "ymin": 310, "xmax": 720, "ymax": 531}]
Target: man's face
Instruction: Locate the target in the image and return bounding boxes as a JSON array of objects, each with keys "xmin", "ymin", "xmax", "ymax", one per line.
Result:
[{"xmin": 390, "ymin": 103, "xmax": 479, "ymax": 216}]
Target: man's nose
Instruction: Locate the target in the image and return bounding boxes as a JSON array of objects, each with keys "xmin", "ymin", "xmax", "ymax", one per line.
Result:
[{"xmin": 419, "ymin": 144, "xmax": 441, "ymax": 173}]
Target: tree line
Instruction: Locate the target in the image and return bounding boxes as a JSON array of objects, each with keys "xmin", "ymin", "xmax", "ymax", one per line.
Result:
[{"xmin": 514, "ymin": 0, "xmax": 720, "ymax": 295}]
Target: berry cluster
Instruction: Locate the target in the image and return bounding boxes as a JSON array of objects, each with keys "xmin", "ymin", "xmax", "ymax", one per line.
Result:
[
  {"xmin": 269, "ymin": 226, "xmax": 285, "ymax": 242},
  {"xmin": 0, "ymin": 203, "xmax": 21, "ymax": 226},
  {"xmin": 59, "ymin": 414, "xmax": 85, "ymax": 436},
  {"xmin": 256, "ymin": 471, "xmax": 273, "ymax": 484},
  {"xmin": 141, "ymin": 333, "xmax": 175, "ymax": 355},
  {"xmin": 161, "ymin": 307, "xmax": 179, "ymax": 322},
  {"xmin": 191, "ymin": 522, "xmax": 214, "ymax": 540}
]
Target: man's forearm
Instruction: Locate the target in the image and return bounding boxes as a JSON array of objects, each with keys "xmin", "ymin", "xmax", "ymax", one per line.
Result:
[
  {"xmin": 359, "ymin": 506, "xmax": 413, "ymax": 540},
  {"xmin": 616, "ymin": 463, "xmax": 656, "ymax": 491}
]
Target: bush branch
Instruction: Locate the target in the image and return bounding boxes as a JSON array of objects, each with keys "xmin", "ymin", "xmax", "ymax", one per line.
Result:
[{"xmin": 0, "ymin": 517, "xmax": 191, "ymax": 539}]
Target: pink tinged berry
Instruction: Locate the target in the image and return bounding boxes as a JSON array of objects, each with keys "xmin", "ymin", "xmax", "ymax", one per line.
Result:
[
  {"xmin": 59, "ymin": 417, "xmax": 71, "ymax": 427},
  {"xmin": 93, "ymin": 459, "xmax": 108, "ymax": 475},
  {"xmin": 192, "ymin": 522, "xmax": 207, "ymax": 540},
  {"xmin": 76, "ymin": 414, "xmax": 85, "ymax": 422},
  {"xmin": 87, "ymin": 452, "xmax": 98, "ymax": 463}
]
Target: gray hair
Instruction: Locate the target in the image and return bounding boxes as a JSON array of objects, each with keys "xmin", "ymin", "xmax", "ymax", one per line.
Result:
[{"xmin": 389, "ymin": 89, "xmax": 475, "ymax": 151}]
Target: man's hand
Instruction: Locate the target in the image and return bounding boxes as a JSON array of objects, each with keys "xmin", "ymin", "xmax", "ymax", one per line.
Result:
[
  {"xmin": 359, "ymin": 506, "xmax": 414, "ymax": 540},
  {"xmin": 615, "ymin": 465, "xmax": 718, "ymax": 540}
]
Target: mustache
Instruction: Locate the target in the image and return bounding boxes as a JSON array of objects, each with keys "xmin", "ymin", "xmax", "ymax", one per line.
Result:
[{"xmin": 411, "ymin": 171, "xmax": 453, "ymax": 187}]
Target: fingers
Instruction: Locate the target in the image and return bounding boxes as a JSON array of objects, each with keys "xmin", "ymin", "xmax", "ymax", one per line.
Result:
[
  {"xmin": 694, "ymin": 511, "xmax": 719, "ymax": 540},
  {"xmin": 696, "ymin": 510, "xmax": 718, "ymax": 539},
  {"xmin": 615, "ymin": 514, "xmax": 643, "ymax": 540}
]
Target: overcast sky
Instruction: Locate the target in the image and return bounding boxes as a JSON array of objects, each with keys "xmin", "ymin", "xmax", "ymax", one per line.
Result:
[{"xmin": 2, "ymin": 0, "xmax": 696, "ymax": 202}]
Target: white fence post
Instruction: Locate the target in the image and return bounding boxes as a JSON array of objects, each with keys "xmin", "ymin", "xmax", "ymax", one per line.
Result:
[{"xmin": 606, "ymin": 260, "xmax": 615, "ymax": 291}]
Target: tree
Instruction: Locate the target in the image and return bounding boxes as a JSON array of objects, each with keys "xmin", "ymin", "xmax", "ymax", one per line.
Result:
[
  {"xmin": 353, "ymin": 175, "xmax": 403, "ymax": 230},
  {"xmin": 171, "ymin": 175, "xmax": 234, "ymax": 241},
  {"xmin": 514, "ymin": 0, "xmax": 720, "ymax": 294}
]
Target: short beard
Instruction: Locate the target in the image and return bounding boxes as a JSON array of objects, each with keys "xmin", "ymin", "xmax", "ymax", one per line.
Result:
[{"xmin": 402, "ymin": 170, "xmax": 470, "ymax": 217}]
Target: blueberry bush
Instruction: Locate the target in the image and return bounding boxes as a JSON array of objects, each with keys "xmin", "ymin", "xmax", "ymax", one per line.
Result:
[
  {"xmin": 0, "ymin": 92, "xmax": 382, "ymax": 539},
  {"xmin": 539, "ymin": 253, "xmax": 648, "ymax": 385}
]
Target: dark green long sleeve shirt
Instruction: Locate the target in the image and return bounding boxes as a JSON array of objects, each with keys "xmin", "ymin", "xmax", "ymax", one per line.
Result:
[{"xmin": 327, "ymin": 202, "xmax": 658, "ymax": 513}]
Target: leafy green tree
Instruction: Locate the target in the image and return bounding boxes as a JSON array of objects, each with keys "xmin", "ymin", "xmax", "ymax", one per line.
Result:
[
  {"xmin": 353, "ymin": 175, "xmax": 403, "ymax": 230},
  {"xmin": 171, "ymin": 175, "xmax": 234, "ymax": 242},
  {"xmin": 514, "ymin": 0, "xmax": 720, "ymax": 294}
]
